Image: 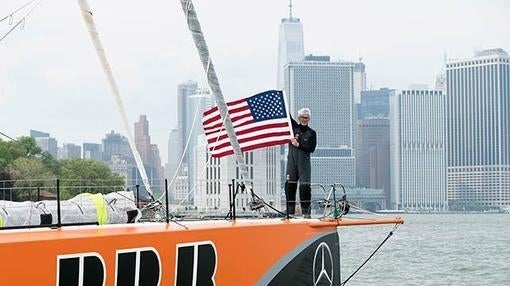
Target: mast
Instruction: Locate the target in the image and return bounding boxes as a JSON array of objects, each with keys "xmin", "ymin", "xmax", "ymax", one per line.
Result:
[{"xmin": 179, "ymin": 0, "xmax": 251, "ymax": 186}]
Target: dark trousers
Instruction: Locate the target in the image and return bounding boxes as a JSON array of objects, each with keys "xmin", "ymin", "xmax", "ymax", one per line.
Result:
[
  {"xmin": 285, "ymin": 182, "xmax": 311, "ymax": 215},
  {"xmin": 285, "ymin": 150, "xmax": 312, "ymax": 215}
]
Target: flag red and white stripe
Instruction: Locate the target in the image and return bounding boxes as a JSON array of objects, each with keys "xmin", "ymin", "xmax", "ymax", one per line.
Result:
[{"xmin": 202, "ymin": 90, "xmax": 292, "ymax": 158}]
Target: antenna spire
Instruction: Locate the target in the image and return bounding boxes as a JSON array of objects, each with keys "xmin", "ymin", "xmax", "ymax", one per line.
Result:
[{"xmin": 289, "ymin": 0, "xmax": 293, "ymax": 19}]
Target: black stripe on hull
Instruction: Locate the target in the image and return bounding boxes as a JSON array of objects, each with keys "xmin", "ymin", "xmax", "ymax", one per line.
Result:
[{"xmin": 262, "ymin": 231, "xmax": 341, "ymax": 286}]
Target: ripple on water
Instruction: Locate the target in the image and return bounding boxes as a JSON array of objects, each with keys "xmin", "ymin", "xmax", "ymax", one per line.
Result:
[{"xmin": 338, "ymin": 214, "xmax": 510, "ymax": 286}]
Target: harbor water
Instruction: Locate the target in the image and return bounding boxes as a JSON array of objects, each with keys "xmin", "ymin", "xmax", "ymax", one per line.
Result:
[{"xmin": 338, "ymin": 214, "xmax": 510, "ymax": 286}]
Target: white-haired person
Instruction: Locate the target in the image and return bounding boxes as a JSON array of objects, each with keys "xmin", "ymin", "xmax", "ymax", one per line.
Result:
[{"xmin": 285, "ymin": 108, "xmax": 317, "ymax": 218}]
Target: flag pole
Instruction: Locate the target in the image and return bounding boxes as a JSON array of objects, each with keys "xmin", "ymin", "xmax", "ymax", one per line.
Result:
[{"xmin": 281, "ymin": 89, "xmax": 295, "ymax": 139}]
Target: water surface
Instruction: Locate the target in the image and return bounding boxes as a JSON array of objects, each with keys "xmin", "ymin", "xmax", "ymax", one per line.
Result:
[{"xmin": 338, "ymin": 214, "xmax": 510, "ymax": 286}]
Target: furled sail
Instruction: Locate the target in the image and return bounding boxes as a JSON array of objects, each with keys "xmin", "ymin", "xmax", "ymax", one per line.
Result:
[{"xmin": 0, "ymin": 191, "xmax": 140, "ymax": 227}]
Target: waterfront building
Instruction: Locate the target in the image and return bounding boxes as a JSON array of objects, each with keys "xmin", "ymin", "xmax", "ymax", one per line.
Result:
[
  {"xmin": 356, "ymin": 88, "xmax": 392, "ymax": 205},
  {"xmin": 355, "ymin": 118, "xmax": 390, "ymax": 206},
  {"xmin": 446, "ymin": 48, "xmax": 510, "ymax": 208},
  {"xmin": 390, "ymin": 89, "xmax": 447, "ymax": 210},
  {"xmin": 284, "ymin": 56, "xmax": 356, "ymax": 187}
]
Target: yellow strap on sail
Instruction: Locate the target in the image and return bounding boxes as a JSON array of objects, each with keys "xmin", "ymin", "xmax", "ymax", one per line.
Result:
[
  {"xmin": 88, "ymin": 193, "xmax": 107, "ymax": 225},
  {"xmin": 0, "ymin": 215, "xmax": 3, "ymax": 228}
]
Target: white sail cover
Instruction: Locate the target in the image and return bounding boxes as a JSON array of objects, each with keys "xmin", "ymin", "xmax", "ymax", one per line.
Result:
[{"xmin": 0, "ymin": 191, "xmax": 140, "ymax": 227}]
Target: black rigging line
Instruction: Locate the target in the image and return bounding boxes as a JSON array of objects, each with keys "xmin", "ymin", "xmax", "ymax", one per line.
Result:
[
  {"xmin": 340, "ymin": 224, "xmax": 399, "ymax": 285},
  {"xmin": 251, "ymin": 191, "xmax": 287, "ymax": 217}
]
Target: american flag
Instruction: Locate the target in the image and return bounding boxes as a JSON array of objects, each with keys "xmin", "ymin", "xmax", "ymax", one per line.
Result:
[{"xmin": 202, "ymin": 90, "xmax": 292, "ymax": 158}]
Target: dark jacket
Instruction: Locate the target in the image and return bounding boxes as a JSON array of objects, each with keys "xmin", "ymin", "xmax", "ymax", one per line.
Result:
[{"xmin": 289, "ymin": 116, "xmax": 317, "ymax": 155}]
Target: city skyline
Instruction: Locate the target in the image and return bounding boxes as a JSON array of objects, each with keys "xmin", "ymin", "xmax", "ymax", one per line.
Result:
[{"xmin": 1, "ymin": 0, "xmax": 509, "ymax": 164}]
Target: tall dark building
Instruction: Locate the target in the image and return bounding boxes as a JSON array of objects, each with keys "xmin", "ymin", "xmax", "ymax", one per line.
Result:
[
  {"xmin": 134, "ymin": 115, "xmax": 164, "ymax": 196},
  {"xmin": 134, "ymin": 115, "xmax": 152, "ymax": 165},
  {"xmin": 102, "ymin": 131, "xmax": 131, "ymax": 162},
  {"xmin": 355, "ymin": 88, "xmax": 392, "ymax": 206},
  {"xmin": 355, "ymin": 118, "xmax": 390, "ymax": 206},
  {"xmin": 357, "ymin": 88, "xmax": 392, "ymax": 119}
]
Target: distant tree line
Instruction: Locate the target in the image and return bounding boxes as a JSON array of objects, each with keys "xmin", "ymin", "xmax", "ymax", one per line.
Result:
[{"xmin": 0, "ymin": 136, "xmax": 125, "ymax": 200}]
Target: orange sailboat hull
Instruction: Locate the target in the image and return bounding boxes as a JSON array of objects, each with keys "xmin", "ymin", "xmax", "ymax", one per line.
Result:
[{"xmin": 0, "ymin": 217, "xmax": 403, "ymax": 285}]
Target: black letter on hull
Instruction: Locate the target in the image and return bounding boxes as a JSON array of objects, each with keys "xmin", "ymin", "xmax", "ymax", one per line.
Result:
[
  {"xmin": 116, "ymin": 248, "xmax": 161, "ymax": 286},
  {"xmin": 57, "ymin": 253, "xmax": 105, "ymax": 286},
  {"xmin": 176, "ymin": 242, "xmax": 217, "ymax": 286},
  {"xmin": 196, "ymin": 244, "xmax": 216, "ymax": 286},
  {"xmin": 176, "ymin": 246, "xmax": 194, "ymax": 286}
]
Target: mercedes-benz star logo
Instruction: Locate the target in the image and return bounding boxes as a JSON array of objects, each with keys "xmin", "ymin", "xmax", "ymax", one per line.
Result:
[{"xmin": 312, "ymin": 242, "xmax": 334, "ymax": 286}]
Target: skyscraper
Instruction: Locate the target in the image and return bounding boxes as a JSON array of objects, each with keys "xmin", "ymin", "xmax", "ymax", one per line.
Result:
[
  {"xmin": 286, "ymin": 57, "xmax": 355, "ymax": 148},
  {"xmin": 134, "ymin": 115, "xmax": 164, "ymax": 195},
  {"xmin": 83, "ymin": 143, "xmax": 102, "ymax": 161},
  {"xmin": 353, "ymin": 62, "xmax": 367, "ymax": 105},
  {"xmin": 134, "ymin": 115, "xmax": 152, "ymax": 165},
  {"xmin": 276, "ymin": 0, "xmax": 304, "ymax": 89},
  {"xmin": 390, "ymin": 89, "xmax": 447, "ymax": 210},
  {"xmin": 276, "ymin": 1, "xmax": 305, "ymax": 191},
  {"xmin": 355, "ymin": 88, "xmax": 392, "ymax": 205},
  {"xmin": 186, "ymin": 89, "xmax": 212, "ymax": 203},
  {"xmin": 102, "ymin": 130, "xmax": 132, "ymax": 162},
  {"xmin": 166, "ymin": 128, "xmax": 179, "ymax": 181},
  {"xmin": 61, "ymin": 143, "xmax": 81, "ymax": 159},
  {"xmin": 356, "ymin": 118, "xmax": 390, "ymax": 205},
  {"xmin": 30, "ymin": 129, "xmax": 58, "ymax": 159},
  {"xmin": 30, "ymin": 130, "xmax": 49, "ymax": 138},
  {"xmin": 177, "ymin": 81, "xmax": 198, "ymax": 165},
  {"xmin": 357, "ymin": 88, "xmax": 392, "ymax": 119},
  {"xmin": 285, "ymin": 56, "xmax": 356, "ymax": 186},
  {"xmin": 102, "ymin": 131, "xmax": 135, "ymax": 182},
  {"xmin": 446, "ymin": 48, "xmax": 510, "ymax": 208}
]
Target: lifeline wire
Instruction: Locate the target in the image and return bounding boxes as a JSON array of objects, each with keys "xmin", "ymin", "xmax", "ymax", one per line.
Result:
[
  {"xmin": 0, "ymin": 0, "xmax": 43, "ymax": 43},
  {"xmin": 340, "ymin": 224, "xmax": 400, "ymax": 285},
  {"xmin": 0, "ymin": 131, "xmax": 135, "ymax": 203},
  {"xmin": 0, "ymin": 0, "xmax": 36, "ymax": 23}
]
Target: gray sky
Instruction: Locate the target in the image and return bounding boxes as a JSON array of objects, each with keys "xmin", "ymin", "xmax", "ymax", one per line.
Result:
[{"xmin": 1, "ymin": 0, "xmax": 509, "ymax": 164}]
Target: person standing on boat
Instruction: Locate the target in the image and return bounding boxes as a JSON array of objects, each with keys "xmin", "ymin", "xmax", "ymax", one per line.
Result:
[{"xmin": 285, "ymin": 108, "xmax": 317, "ymax": 218}]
